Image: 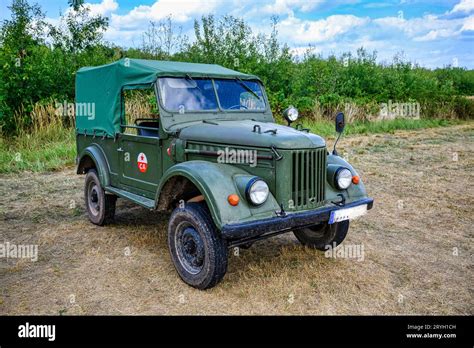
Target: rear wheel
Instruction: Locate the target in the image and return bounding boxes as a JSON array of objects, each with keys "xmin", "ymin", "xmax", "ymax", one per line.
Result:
[
  {"xmin": 293, "ymin": 221, "xmax": 349, "ymax": 251},
  {"xmin": 168, "ymin": 202, "xmax": 228, "ymax": 289},
  {"xmin": 84, "ymin": 169, "xmax": 116, "ymax": 225}
]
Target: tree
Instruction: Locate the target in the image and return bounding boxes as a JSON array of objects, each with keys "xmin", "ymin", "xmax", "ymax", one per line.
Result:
[
  {"xmin": 0, "ymin": 0, "xmax": 112, "ymax": 134},
  {"xmin": 49, "ymin": 1, "xmax": 108, "ymax": 53},
  {"xmin": 141, "ymin": 16, "xmax": 188, "ymax": 60},
  {"xmin": 0, "ymin": 0, "xmax": 47, "ymax": 132},
  {"xmin": 68, "ymin": 0, "xmax": 84, "ymax": 12}
]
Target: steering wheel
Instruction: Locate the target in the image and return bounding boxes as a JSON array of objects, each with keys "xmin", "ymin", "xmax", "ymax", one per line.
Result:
[{"xmin": 228, "ymin": 104, "xmax": 248, "ymax": 110}]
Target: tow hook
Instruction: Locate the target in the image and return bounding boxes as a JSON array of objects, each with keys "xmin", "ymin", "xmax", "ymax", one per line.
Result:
[
  {"xmin": 275, "ymin": 203, "xmax": 286, "ymax": 217},
  {"xmin": 331, "ymin": 194, "xmax": 346, "ymax": 207},
  {"xmin": 271, "ymin": 145, "xmax": 283, "ymax": 161}
]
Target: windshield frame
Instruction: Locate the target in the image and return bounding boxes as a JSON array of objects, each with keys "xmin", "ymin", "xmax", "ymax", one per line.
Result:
[{"xmin": 156, "ymin": 76, "xmax": 269, "ymax": 115}]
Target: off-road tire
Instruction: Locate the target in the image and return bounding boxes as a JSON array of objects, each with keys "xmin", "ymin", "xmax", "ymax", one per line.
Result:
[
  {"xmin": 84, "ymin": 169, "xmax": 116, "ymax": 226},
  {"xmin": 293, "ymin": 220, "xmax": 350, "ymax": 251},
  {"xmin": 168, "ymin": 202, "xmax": 228, "ymax": 289}
]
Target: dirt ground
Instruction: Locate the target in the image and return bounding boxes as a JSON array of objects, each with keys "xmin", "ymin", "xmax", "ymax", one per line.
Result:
[{"xmin": 1, "ymin": 124, "xmax": 473, "ymax": 315}]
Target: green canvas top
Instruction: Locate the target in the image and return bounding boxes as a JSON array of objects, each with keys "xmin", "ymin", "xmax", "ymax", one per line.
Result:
[{"xmin": 75, "ymin": 58, "xmax": 260, "ymax": 136}]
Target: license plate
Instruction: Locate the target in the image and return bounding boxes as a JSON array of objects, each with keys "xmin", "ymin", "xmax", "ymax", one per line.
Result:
[{"xmin": 329, "ymin": 204, "xmax": 368, "ymax": 224}]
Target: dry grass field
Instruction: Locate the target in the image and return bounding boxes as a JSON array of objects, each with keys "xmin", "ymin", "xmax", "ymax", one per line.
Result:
[{"xmin": 1, "ymin": 124, "xmax": 473, "ymax": 315}]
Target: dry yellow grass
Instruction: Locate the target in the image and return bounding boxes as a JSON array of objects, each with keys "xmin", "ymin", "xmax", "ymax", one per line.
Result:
[
  {"xmin": 10, "ymin": 93, "xmax": 151, "ymax": 138},
  {"xmin": 0, "ymin": 124, "xmax": 473, "ymax": 315}
]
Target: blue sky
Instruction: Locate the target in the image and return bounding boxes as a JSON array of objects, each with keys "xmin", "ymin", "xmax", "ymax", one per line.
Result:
[{"xmin": 1, "ymin": 0, "xmax": 473, "ymax": 68}]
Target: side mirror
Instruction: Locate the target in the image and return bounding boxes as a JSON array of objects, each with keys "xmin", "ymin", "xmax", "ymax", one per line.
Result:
[
  {"xmin": 335, "ymin": 112, "xmax": 345, "ymax": 133},
  {"xmin": 333, "ymin": 112, "xmax": 345, "ymax": 156}
]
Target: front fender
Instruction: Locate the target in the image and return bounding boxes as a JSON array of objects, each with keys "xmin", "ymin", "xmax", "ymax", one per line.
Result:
[
  {"xmin": 76, "ymin": 144, "xmax": 111, "ymax": 187},
  {"xmin": 156, "ymin": 161, "xmax": 280, "ymax": 230},
  {"xmin": 326, "ymin": 154, "xmax": 368, "ymax": 201}
]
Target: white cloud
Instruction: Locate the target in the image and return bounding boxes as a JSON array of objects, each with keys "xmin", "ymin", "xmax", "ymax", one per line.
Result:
[
  {"xmin": 449, "ymin": 0, "xmax": 474, "ymax": 15},
  {"xmin": 262, "ymin": 0, "xmax": 325, "ymax": 15},
  {"xmin": 110, "ymin": 0, "xmax": 222, "ymax": 30},
  {"xmin": 36, "ymin": 0, "xmax": 472, "ymax": 67},
  {"xmin": 375, "ymin": 14, "xmax": 466, "ymax": 41},
  {"xmin": 85, "ymin": 0, "xmax": 119, "ymax": 17},
  {"xmin": 413, "ymin": 28, "xmax": 457, "ymax": 42},
  {"xmin": 461, "ymin": 14, "xmax": 474, "ymax": 30},
  {"xmin": 374, "ymin": 16, "xmax": 416, "ymax": 37},
  {"xmin": 278, "ymin": 14, "xmax": 369, "ymax": 43},
  {"xmin": 363, "ymin": 2, "xmax": 392, "ymax": 9}
]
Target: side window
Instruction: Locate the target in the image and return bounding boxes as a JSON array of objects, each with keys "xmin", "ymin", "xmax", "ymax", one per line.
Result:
[{"xmin": 122, "ymin": 86, "xmax": 159, "ymax": 136}]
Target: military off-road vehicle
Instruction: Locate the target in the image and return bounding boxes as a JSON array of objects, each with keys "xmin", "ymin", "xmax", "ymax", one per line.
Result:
[{"xmin": 76, "ymin": 59, "xmax": 373, "ymax": 289}]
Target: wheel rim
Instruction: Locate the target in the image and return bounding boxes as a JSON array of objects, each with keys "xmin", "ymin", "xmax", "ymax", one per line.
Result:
[
  {"xmin": 175, "ymin": 223, "xmax": 205, "ymax": 275},
  {"xmin": 87, "ymin": 182, "xmax": 101, "ymax": 216}
]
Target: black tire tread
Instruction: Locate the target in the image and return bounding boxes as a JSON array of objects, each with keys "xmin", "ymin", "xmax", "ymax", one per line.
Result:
[
  {"xmin": 84, "ymin": 169, "xmax": 116, "ymax": 226},
  {"xmin": 168, "ymin": 202, "xmax": 227, "ymax": 289}
]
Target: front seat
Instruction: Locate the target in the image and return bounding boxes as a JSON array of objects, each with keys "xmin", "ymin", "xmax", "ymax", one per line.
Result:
[{"xmin": 137, "ymin": 121, "xmax": 159, "ymax": 137}]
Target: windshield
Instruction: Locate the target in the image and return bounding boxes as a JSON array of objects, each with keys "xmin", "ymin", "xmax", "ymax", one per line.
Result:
[
  {"xmin": 158, "ymin": 77, "xmax": 266, "ymax": 112},
  {"xmin": 158, "ymin": 78, "xmax": 218, "ymax": 111},
  {"xmin": 214, "ymin": 79, "xmax": 265, "ymax": 111}
]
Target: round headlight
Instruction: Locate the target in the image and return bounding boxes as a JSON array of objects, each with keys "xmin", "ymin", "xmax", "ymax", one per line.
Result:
[
  {"xmin": 246, "ymin": 178, "xmax": 269, "ymax": 205},
  {"xmin": 335, "ymin": 168, "xmax": 352, "ymax": 190},
  {"xmin": 283, "ymin": 106, "xmax": 299, "ymax": 123}
]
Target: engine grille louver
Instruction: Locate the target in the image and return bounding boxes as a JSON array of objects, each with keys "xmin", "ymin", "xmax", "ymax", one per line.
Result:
[{"xmin": 291, "ymin": 148, "xmax": 326, "ymax": 209}]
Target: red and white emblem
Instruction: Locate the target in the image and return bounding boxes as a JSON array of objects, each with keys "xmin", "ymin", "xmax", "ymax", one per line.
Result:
[{"xmin": 137, "ymin": 152, "xmax": 148, "ymax": 173}]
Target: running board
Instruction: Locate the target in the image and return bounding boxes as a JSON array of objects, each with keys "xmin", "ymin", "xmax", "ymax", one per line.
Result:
[{"xmin": 105, "ymin": 186, "xmax": 155, "ymax": 210}]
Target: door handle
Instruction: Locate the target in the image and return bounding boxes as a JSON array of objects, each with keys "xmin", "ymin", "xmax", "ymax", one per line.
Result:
[{"xmin": 117, "ymin": 147, "xmax": 124, "ymax": 152}]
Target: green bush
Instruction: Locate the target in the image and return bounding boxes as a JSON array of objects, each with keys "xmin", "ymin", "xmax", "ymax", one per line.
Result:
[
  {"xmin": 1, "ymin": 1, "xmax": 473, "ymax": 136},
  {"xmin": 453, "ymin": 96, "xmax": 474, "ymax": 120}
]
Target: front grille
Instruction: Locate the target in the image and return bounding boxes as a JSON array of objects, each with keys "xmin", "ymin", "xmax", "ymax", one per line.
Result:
[{"xmin": 291, "ymin": 148, "xmax": 326, "ymax": 209}]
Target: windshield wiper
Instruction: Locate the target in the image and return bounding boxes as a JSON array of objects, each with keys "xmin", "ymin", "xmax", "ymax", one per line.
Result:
[
  {"xmin": 185, "ymin": 74, "xmax": 202, "ymax": 92},
  {"xmin": 236, "ymin": 78, "xmax": 262, "ymax": 101}
]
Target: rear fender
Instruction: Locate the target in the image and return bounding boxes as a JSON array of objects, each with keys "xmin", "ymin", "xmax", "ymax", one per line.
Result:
[{"xmin": 76, "ymin": 144, "xmax": 111, "ymax": 187}]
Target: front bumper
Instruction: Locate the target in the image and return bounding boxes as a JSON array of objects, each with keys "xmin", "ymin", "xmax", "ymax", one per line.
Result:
[{"xmin": 221, "ymin": 197, "xmax": 374, "ymax": 241}]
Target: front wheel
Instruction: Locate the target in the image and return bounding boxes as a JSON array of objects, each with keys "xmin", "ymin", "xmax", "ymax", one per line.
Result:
[
  {"xmin": 168, "ymin": 202, "xmax": 228, "ymax": 289},
  {"xmin": 293, "ymin": 220, "xmax": 349, "ymax": 251}
]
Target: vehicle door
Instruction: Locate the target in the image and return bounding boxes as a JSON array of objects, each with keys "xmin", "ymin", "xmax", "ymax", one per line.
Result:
[{"xmin": 117, "ymin": 86, "xmax": 162, "ymax": 198}]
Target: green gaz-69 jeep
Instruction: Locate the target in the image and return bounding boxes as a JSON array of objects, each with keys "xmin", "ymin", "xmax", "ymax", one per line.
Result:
[{"xmin": 75, "ymin": 58, "xmax": 373, "ymax": 289}]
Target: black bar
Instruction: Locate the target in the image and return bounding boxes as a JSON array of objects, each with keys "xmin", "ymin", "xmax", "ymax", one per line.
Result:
[
  {"xmin": 0, "ymin": 316, "xmax": 471, "ymax": 346},
  {"xmin": 120, "ymin": 124, "xmax": 159, "ymax": 131},
  {"xmin": 227, "ymin": 227, "xmax": 292, "ymax": 248}
]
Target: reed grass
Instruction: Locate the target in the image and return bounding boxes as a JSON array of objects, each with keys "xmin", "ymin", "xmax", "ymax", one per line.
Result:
[{"xmin": 0, "ymin": 97, "xmax": 469, "ymax": 173}]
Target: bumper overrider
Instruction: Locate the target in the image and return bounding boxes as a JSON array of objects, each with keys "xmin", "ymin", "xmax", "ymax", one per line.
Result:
[{"xmin": 221, "ymin": 197, "xmax": 374, "ymax": 242}]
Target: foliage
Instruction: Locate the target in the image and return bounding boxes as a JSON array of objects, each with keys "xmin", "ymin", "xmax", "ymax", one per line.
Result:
[
  {"xmin": 0, "ymin": 0, "xmax": 113, "ymax": 134},
  {"xmin": 48, "ymin": 3, "xmax": 109, "ymax": 53},
  {"xmin": 0, "ymin": 0, "xmax": 473, "ymax": 136},
  {"xmin": 0, "ymin": 0, "xmax": 47, "ymax": 132},
  {"xmin": 140, "ymin": 15, "xmax": 188, "ymax": 60}
]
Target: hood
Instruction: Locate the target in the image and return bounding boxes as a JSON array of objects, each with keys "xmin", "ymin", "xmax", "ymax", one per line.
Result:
[{"xmin": 177, "ymin": 119, "xmax": 326, "ymax": 149}]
